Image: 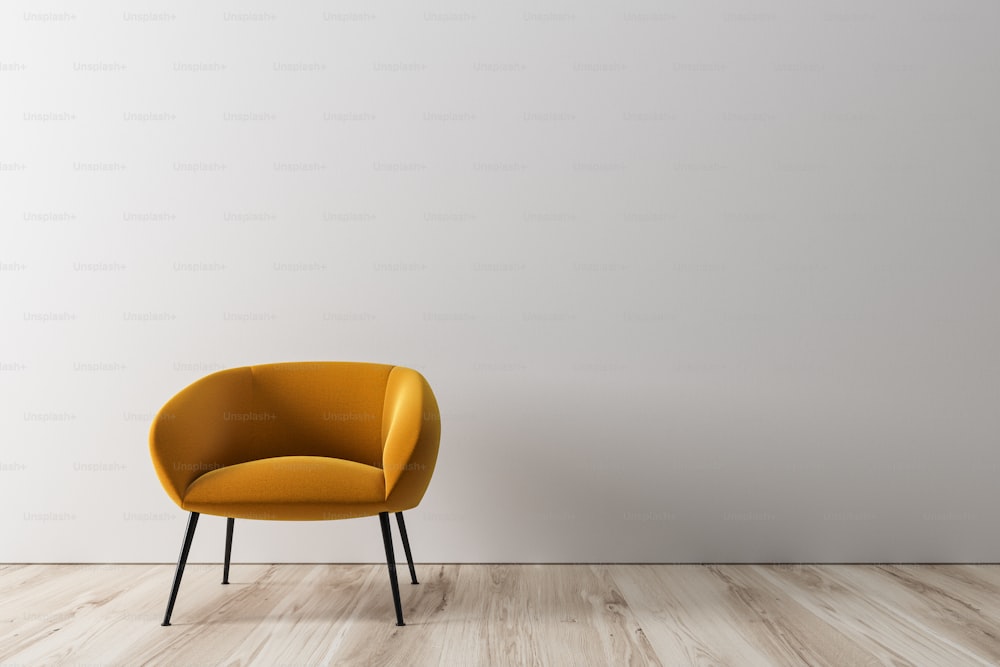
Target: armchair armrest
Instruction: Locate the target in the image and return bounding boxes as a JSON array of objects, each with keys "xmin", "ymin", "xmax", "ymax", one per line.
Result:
[
  {"xmin": 148, "ymin": 367, "xmax": 253, "ymax": 507},
  {"xmin": 381, "ymin": 367, "xmax": 441, "ymax": 503}
]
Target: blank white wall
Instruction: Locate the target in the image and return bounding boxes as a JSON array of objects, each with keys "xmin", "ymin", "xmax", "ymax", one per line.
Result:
[{"xmin": 2, "ymin": 2, "xmax": 999, "ymax": 563}]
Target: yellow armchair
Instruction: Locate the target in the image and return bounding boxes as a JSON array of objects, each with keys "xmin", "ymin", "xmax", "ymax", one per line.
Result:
[{"xmin": 149, "ymin": 362, "xmax": 441, "ymax": 626}]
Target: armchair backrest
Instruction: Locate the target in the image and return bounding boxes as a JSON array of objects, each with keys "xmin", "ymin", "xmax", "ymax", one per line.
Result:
[{"xmin": 245, "ymin": 362, "xmax": 393, "ymax": 467}]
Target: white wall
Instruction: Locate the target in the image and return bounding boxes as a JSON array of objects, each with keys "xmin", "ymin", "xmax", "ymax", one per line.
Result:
[{"xmin": 2, "ymin": 1, "xmax": 999, "ymax": 563}]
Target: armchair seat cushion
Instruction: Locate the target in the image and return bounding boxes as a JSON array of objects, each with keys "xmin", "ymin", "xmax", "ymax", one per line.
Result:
[{"xmin": 182, "ymin": 455, "xmax": 386, "ymax": 520}]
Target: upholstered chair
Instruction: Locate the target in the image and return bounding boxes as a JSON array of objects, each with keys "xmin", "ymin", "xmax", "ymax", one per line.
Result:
[{"xmin": 148, "ymin": 362, "xmax": 441, "ymax": 626}]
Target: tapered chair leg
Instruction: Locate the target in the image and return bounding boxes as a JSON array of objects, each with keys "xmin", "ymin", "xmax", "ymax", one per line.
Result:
[
  {"xmin": 162, "ymin": 511, "xmax": 200, "ymax": 626},
  {"xmin": 379, "ymin": 512, "xmax": 405, "ymax": 626},
  {"xmin": 222, "ymin": 517, "xmax": 234, "ymax": 584},
  {"xmin": 395, "ymin": 512, "xmax": 418, "ymax": 585}
]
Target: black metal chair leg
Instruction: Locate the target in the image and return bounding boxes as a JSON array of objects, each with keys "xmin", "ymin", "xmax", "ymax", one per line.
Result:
[
  {"xmin": 162, "ymin": 511, "xmax": 200, "ymax": 626},
  {"xmin": 379, "ymin": 512, "xmax": 405, "ymax": 626},
  {"xmin": 395, "ymin": 512, "xmax": 418, "ymax": 585},
  {"xmin": 222, "ymin": 517, "xmax": 234, "ymax": 584}
]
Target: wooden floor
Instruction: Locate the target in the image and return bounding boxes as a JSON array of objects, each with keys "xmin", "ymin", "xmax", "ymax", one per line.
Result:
[{"xmin": 2, "ymin": 563, "xmax": 1000, "ymax": 666}]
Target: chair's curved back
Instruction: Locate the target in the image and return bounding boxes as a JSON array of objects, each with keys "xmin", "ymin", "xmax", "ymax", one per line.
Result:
[
  {"xmin": 242, "ymin": 362, "xmax": 393, "ymax": 466},
  {"xmin": 149, "ymin": 362, "xmax": 438, "ymax": 510}
]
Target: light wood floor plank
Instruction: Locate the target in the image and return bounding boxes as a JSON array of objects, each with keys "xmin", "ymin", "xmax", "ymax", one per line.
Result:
[
  {"xmin": 608, "ymin": 564, "xmax": 779, "ymax": 666},
  {"xmin": 3, "ymin": 564, "xmax": 1000, "ymax": 666},
  {"xmin": 413, "ymin": 564, "xmax": 661, "ymax": 667},
  {"xmin": 792, "ymin": 564, "xmax": 1000, "ymax": 665},
  {"xmin": 890, "ymin": 564, "xmax": 1000, "ymax": 618},
  {"xmin": 707, "ymin": 565, "xmax": 884, "ymax": 666},
  {"xmin": 752, "ymin": 565, "xmax": 987, "ymax": 666}
]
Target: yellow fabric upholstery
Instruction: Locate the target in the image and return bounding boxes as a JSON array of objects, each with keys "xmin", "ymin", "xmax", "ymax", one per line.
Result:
[{"xmin": 149, "ymin": 362, "xmax": 440, "ymax": 521}]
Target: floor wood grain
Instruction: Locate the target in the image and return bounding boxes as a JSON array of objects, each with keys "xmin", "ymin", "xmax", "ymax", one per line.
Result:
[{"xmin": 2, "ymin": 564, "xmax": 999, "ymax": 666}]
